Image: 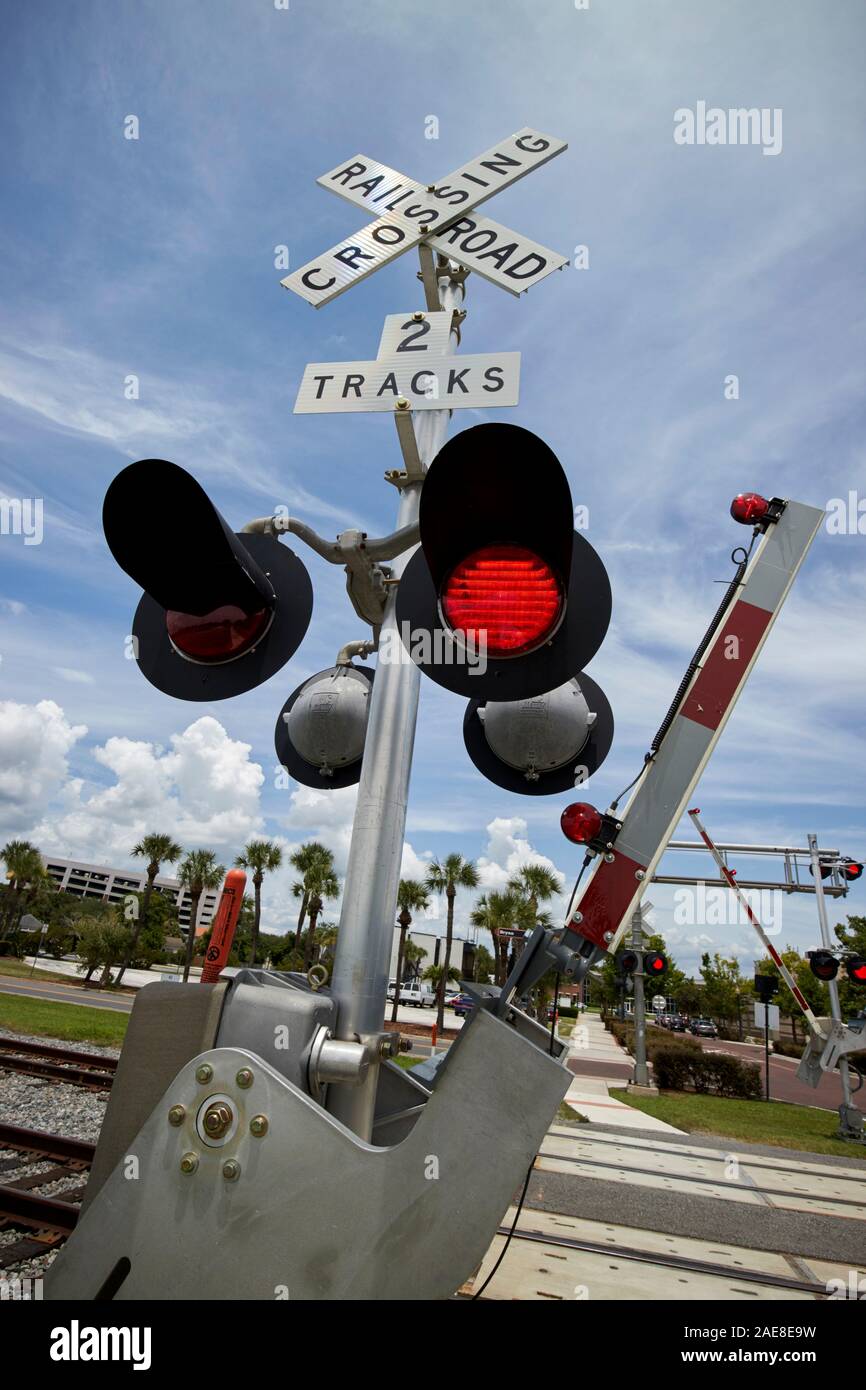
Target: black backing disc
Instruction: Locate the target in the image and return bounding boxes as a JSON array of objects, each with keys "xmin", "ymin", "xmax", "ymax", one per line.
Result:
[
  {"xmin": 395, "ymin": 530, "xmax": 611, "ymax": 700},
  {"xmin": 131, "ymin": 533, "xmax": 313, "ymax": 701}
]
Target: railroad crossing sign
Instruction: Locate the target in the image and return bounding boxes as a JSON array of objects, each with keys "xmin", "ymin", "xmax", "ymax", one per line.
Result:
[
  {"xmin": 282, "ymin": 128, "xmax": 568, "ymax": 308},
  {"xmin": 294, "ymin": 307, "xmax": 520, "ymax": 414}
]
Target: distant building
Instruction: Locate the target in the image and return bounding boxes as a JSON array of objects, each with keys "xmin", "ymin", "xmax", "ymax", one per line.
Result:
[
  {"xmin": 41, "ymin": 856, "xmax": 219, "ymax": 936},
  {"xmin": 390, "ymin": 929, "xmax": 475, "ymax": 983}
]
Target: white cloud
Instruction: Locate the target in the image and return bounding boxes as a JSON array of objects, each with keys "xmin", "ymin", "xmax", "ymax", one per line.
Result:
[
  {"xmin": 0, "ymin": 700, "xmax": 87, "ymax": 837},
  {"xmin": 52, "ymin": 667, "xmax": 95, "ymax": 685}
]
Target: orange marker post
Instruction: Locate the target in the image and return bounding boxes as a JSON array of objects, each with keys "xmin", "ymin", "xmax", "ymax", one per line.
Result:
[{"xmin": 201, "ymin": 869, "xmax": 247, "ymax": 983}]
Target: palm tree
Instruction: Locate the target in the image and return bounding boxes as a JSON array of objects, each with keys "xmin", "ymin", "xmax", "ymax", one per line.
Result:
[
  {"xmin": 425, "ymin": 853, "xmax": 479, "ymax": 1032},
  {"xmin": 470, "ymin": 890, "xmax": 514, "ymax": 987},
  {"xmin": 178, "ymin": 850, "xmax": 225, "ymax": 982},
  {"xmin": 115, "ymin": 832, "xmax": 183, "ymax": 985},
  {"xmin": 234, "ymin": 839, "xmax": 283, "ymax": 966},
  {"xmin": 1, "ymin": 840, "xmax": 46, "ymax": 937},
  {"xmin": 289, "ymin": 842, "xmax": 333, "ymax": 947},
  {"xmin": 391, "ymin": 879, "xmax": 431, "ymax": 1022},
  {"xmin": 508, "ymin": 863, "xmax": 560, "ymax": 921},
  {"xmin": 302, "ymin": 860, "xmax": 339, "ymax": 968}
]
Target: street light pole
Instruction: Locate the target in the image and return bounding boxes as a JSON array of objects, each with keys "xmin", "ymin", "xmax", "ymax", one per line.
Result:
[{"xmin": 327, "ymin": 268, "xmax": 466, "ymax": 1140}]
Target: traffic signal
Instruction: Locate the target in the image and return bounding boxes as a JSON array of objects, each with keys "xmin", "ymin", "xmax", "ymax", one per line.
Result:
[
  {"xmin": 644, "ymin": 951, "xmax": 667, "ymax": 978},
  {"xmin": 842, "ymin": 858, "xmax": 864, "ymax": 883},
  {"xmin": 462, "ymin": 673, "xmax": 613, "ymax": 795},
  {"xmin": 275, "ymin": 664, "xmax": 374, "ymax": 789},
  {"xmin": 103, "ymin": 459, "xmax": 313, "ymax": 700},
  {"xmin": 618, "ymin": 950, "xmax": 639, "ymax": 974},
  {"xmin": 395, "ymin": 423, "xmax": 612, "ymax": 701},
  {"xmin": 807, "ymin": 950, "xmax": 838, "ymax": 982},
  {"xmin": 846, "ymin": 956, "xmax": 866, "ymax": 985}
]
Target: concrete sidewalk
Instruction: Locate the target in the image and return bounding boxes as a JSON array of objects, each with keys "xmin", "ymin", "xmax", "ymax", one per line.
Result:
[{"xmin": 560, "ymin": 1012, "xmax": 684, "ymax": 1134}]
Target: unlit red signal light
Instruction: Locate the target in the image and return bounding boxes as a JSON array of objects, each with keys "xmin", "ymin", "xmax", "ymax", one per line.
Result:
[
  {"xmin": 560, "ymin": 801, "xmax": 603, "ymax": 844},
  {"xmin": 730, "ymin": 492, "xmax": 770, "ymax": 525}
]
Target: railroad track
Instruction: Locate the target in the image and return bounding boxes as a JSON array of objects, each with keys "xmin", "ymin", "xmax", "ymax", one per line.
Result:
[
  {"xmin": 492, "ymin": 1224, "xmax": 832, "ymax": 1299},
  {"xmin": 0, "ymin": 1036, "xmax": 117, "ymax": 1090},
  {"xmin": 0, "ymin": 1122, "xmax": 95, "ymax": 1271}
]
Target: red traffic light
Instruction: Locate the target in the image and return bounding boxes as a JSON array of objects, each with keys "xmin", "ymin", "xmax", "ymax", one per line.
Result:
[
  {"xmin": 619, "ymin": 950, "xmax": 639, "ymax": 974},
  {"xmin": 807, "ymin": 949, "xmax": 839, "ymax": 981},
  {"xmin": 166, "ymin": 604, "xmax": 273, "ymax": 663},
  {"xmin": 730, "ymin": 493, "xmax": 770, "ymax": 525},
  {"xmin": 644, "ymin": 952, "xmax": 667, "ymax": 975},
  {"xmin": 396, "ymin": 423, "xmax": 612, "ymax": 700},
  {"xmin": 103, "ymin": 460, "xmax": 312, "ymax": 700},
  {"xmin": 846, "ymin": 956, "xmax": 866, "ymax": 984},
  {"xmin": 441, "ymin": 544, "xmax": 563, "ymax": 658},
  {"xmin": 561, "ymin": 802, "xmax": 603, "ymax": 845},
  {"xmin": 843, "ymin": 859, "xmax": 864, "ymax": 882}
]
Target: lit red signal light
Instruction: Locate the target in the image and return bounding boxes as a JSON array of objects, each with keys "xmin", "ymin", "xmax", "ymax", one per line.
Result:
[
  {"xmin": 440, "ymin": 544, "xmax": 563, "ymax": 658},
  {"xmin": 847, "ymin": 956, "xmax": 866, "ymax": 984},
  {"xmin": 644, "ymin": 952, "xmax": 667, "ymax": 975}
]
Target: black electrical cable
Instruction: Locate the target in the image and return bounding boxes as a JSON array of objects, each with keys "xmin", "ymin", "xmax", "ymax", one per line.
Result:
[{"xmin": 470, "ymin": 1156, "xmax": 535, "ymax": 1300}]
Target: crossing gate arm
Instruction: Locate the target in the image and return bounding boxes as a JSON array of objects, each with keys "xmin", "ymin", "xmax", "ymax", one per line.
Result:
[{"xmin": 562, "ymin": 498, "xmax": 824, "ymax": 963}]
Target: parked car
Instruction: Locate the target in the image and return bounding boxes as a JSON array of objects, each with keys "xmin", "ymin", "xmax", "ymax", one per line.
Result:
[
  {"xmin": 451, "ymin": 993, "xmax": 476, "ymax": 1017},
  {"xmin": 386, "ymin": 982, "xmax": 436, "ymax": 1007},
  {"xmin": 689, "ymin": 1017, "xmax": 718, "ymax": 1038},
  {"xmin": 668, "ymin": 1015, "xmax": 687, "ymax": 1032}
]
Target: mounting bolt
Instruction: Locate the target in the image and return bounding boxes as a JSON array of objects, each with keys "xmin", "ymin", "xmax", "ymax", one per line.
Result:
[
  {"xmin": 236, "ymin": 1068, "xmax": 254, "ymax": 1089},
  {"xmin": 603, "ymin": 931, "xmax": 614, "ymax": 944},
  {"xmin": 412, "ymin": 311, "xmax": 424, "ymax": 321},
  {"xmin": 180, "ymin": 1152, "xmax": 199, "ymax": 1175},
  {"xmin": 419, "ymin": 224, "xmax": 431, "ymax": 234},
  {"xmin": 395, "ymin": 397, "xmax": 410, "ymax": 411},
  {"xmin": 222, "ymin": 1159, "xmax": 241, "ymax": 1182},
  {"xmin": 202, "ymin": 1102, "xmax": 234, "ymax": 1139},
  {"xmin": 604, "ymin": 852, "xmax": 615, "ymax": 863},
  {"xmin": 572, "ymin": 912, "xmax": 583, "ymax": 924},
  {"xmin": 635, "ymin": 870, "xmax": 645, "ymax": 881},
  {"xmin": 168, "ymin": 1105, "xmax": 185, "ymax": 1127},
  {"xmin": 249, "ymin": 1115, "xmax": 269, "ymax": 1138},
  {"xmin": 195, "ymin": 1064, "xmax": 213, "ymax": 1085}
]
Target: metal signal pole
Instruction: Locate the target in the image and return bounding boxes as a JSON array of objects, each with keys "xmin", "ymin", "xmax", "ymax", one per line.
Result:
[
  {"xmin": 630, "ymin": 909, "xmax": 650, "ymax": 1088},
  {"xmin": 808, "ymin": 832, "xmax": 854, "ymax": 1117},
  {"xmin": 327, "ymin": 266, "xmax": 466, "ymax": 1140}
]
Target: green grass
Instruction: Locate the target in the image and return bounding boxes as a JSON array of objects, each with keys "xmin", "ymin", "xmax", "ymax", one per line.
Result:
[
  {"xmin": 393, "ymin": 1054, "xmax": 424, "ymax": 1069},
  {"xmin": 0, "ymin": 957, "xmax": 87, "ymax": 985},
  {"xmin": 610, "ymin": 1088, "xmax": 866, "ymax": 1160},
  {"xmin": 556, "ymin": 1100, "xmax": 589, "ymax": 1125},
  {"xmin": 0, "ymin": 993, "xmax": 129, "ymax": 1046},
  {"xmin": 557, "ymin": 1018, "xmax": 576, "ymax": 1038}
]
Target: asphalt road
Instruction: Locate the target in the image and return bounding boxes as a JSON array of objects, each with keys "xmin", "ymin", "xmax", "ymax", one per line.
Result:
[{"xmin": 0, "ymin": 975, "xmax": 135, "ymax": 1013}]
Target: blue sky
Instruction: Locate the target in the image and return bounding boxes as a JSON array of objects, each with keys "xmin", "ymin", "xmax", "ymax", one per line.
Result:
[{"xmin": 1, "ymin": 0, "xmax": 864, "ymax": 973}]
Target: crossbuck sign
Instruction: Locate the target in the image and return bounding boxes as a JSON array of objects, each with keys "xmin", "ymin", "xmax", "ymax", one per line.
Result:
[{"xmin": 282, "ymin": 128, "xmax": 568, "ymax": 308}]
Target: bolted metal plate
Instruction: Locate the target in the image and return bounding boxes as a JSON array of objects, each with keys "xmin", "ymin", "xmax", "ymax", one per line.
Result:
[{"xmin": 44, "ymin": 1009, "xmax": 570, "ymax": 1302}]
